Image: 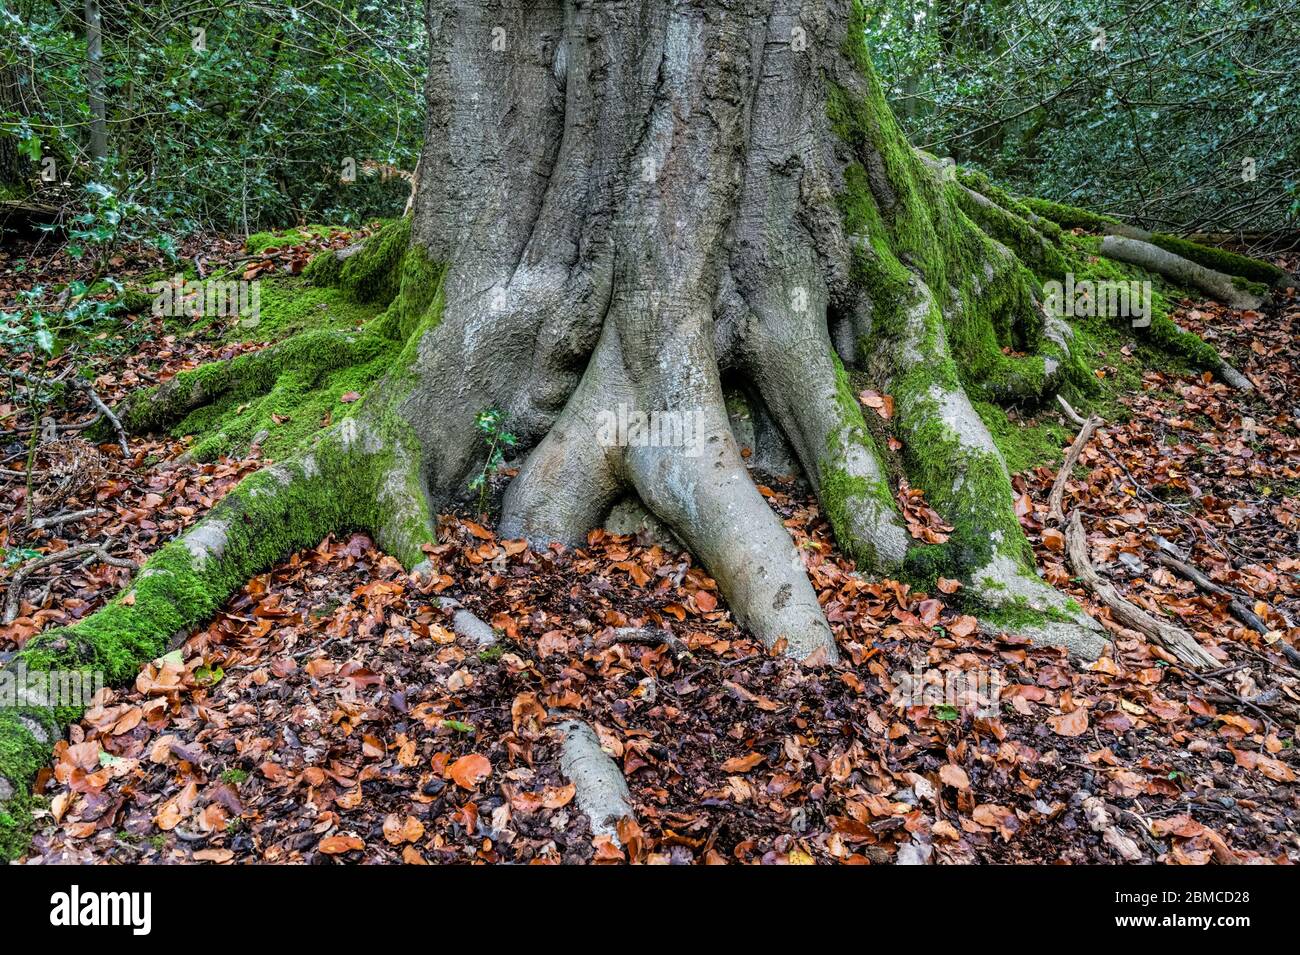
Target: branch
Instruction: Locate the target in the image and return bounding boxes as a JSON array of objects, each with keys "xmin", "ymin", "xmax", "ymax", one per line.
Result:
[
  {"xmin": 1064, "ymin": 511, "xmax": 1219, "ymax": 670},
  {"xmin": 1047, "ymin": 415, "xmax": 1100, "ymax": 524},
  {"xmin": 3, "ymin": 542, "xmax": 136, "ymax": 624}
]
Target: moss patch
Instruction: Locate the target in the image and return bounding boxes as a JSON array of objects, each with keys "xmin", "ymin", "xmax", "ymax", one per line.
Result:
[
  {"xmin": 237, "ymin": 277, "xmax": 382, "ymax": 343},
  {"xmin": 974, "ymin": 400, "xmax": 1070, "ymax": 475},
  {"xmin": 169, "ymin": 332, "xmax": 398, "ymax": 461},
  {"xmin": 244, "ymin": 224, "xmax": 350, "ymax": 255}
]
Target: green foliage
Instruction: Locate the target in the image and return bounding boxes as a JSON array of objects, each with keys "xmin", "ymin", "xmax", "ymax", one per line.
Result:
[
  {"xmin": 0, "ymin": 2, "xmax": 425, "ymax": 233},
  {"xmin": 863, "ymin": 0, "xmax": 1300, "ymax": 233}
]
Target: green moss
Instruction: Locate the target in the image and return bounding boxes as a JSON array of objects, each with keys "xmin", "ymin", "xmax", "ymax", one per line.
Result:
[
  {"xmin": 1021, "ymin": 197, "xmax": 1121, "ymax": 233},
  {"xmin": 0, "ymin": 709, "xmax": 55, "ymax": 861},
  {"xmin": 1058, "ymin": 234, "xmax": 1223, "ymax": 377},
  {"xmin": 244, "ymin": 224, "xmax": 349, "ymax": 255},
  {"xmin": 368, "ymin": 241, "xmax": 447, "ymax": 343},
  {"xmin": 122, "ymin": 329, "xmax": 397, "ymax": 461},
  {"xmin": 1145, "ymin": 233, "xmax": 1286, "ymax": 287},
  {"xmin": 974, "ymin": 400, "xmax": 1070, "ymax": 475},
  {"xmin": 980, "ymin": 599, "xmax": 1078, "ymax": 630},
  {"xmin": 337, "ymin": 218, "xmax": 411, "ymax": 305},
  {"xmin": 303, "ymin": 248, "xmax": 345, "ymax": 288},
  {"xmin": 813, "ymin": 355, "xmax": 902, "ymax": 570},
  {"xmin": 954, "ymin": 176, "xmax": 1068, "ymax": 279},
  {"xmin": 1, "ymin": 216, "xmax": 443, "ymax": 862},
  {"xmin": 176, "ymin": 336, "xmax": 397, "ymax": 461},
  {"xmin": 236, "ymin": 277, "xmax": 382, "ymax": 343}
]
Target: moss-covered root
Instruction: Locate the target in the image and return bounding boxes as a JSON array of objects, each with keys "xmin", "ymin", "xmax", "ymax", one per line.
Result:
[
  {"xmin": 121, "ymin": 330, "xmax": 384, "ymax": 434},
  {"xmin": 886, "ymin": 277, "xmax": 1107, "ymax": 659},
  {"xmin": 1023, "ymin": 197, "xmax": 1291, "ymax": 289},
  {"xmin": 739, "ymin": 291, "xmax": 910, "ymax": 572},
  {"xmin": 305, "ymin": 217, "xmax": 412, "ymax": 306},
  {"xmin": 1099, "ymin": 235, "xmax": 1266, "ymax": 313},
  {"xmin": 0, "ymin": 416, "xmax": 433, "ymax": 860}
]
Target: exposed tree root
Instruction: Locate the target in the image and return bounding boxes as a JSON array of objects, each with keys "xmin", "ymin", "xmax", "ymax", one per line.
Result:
[
  {"xmin": 556, "ymin": 720, "xmax": 636, "ymax": 844},
  {"xmin": 1099, "ymin": 234, "xmax": 1265, "ymax": 312},
  {"xmin": 5, "ymin": 0, "xmax": 1274, "ymax": 861},
  {"xmin": 0, "ymin": 415, "xmax": 430, "ymax": 859},
  {"xmin": 437, "ymin": 597, "xmax": 498, "ymax": 648}
]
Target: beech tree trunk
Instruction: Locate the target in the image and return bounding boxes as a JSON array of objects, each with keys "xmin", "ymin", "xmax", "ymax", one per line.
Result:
[{"xmin": 385, "ymin": 0, "xmax": 1103, "ymax": 659}]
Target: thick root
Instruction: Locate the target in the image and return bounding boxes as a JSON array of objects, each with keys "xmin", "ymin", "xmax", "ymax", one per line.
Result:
[
  {"xmin": 119, "ymin": 330, "xmax": 397, "ymax": 460},
  {"xmin": 1099, "ymin": 234, "xmax": 1265, "ymax": 311},
  {"xmin": 503, "ymin": 325, "xmax": 838, "ymax": 662},
  {"xmin": 738, "ymin": 291, "xmax": 910, "ymax": 574},
  {"xmin": 883, "ymin": 277, "xmax": 1107, "ymax": 658}
]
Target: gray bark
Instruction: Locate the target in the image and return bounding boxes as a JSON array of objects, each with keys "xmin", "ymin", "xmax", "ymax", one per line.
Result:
[
  {"xmin": 379, "ymin": 0, "xmax": 1104, "ymax": 661},
  {"xmin": 84, "ymin": 0, "xmax": 107, "ymax": 162},
  {"xmin": 1099, "ymin": 235, "xmax": 1264, "ymax": 311}
]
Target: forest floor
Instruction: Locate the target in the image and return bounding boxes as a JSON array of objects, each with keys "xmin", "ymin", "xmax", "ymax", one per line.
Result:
[{"xmin": 2, "ymin": 228, "xmax": 1298, "ymax": 865}]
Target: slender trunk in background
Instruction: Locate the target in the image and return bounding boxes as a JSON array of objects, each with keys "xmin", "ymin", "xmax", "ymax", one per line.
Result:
[
  {"xmin": 84, "ymin": 0, "xmax": 107, "ymax": 162},
  {"xmin": 0, "ymin": 62, "xmax": 25, "ymax": 191}
]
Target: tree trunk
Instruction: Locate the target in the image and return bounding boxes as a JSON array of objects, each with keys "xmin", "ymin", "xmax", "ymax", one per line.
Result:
[
  {"xmin": 84, "ymin": 0, "xmax": 108, "ymax": 162},
  {"xmin": 388, "ymin": 0, "xmax": 1103, "ymax": 660},
  {"xmin": 115, "ymin": 0, "xmax": 1107, "ymax": 664},
  {"xmin": 0, "ymin": 61, "xmax": 25, "ymax": 192}
]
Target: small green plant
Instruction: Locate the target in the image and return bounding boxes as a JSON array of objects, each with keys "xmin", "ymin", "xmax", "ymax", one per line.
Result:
[
  {"xmin": 2, "ymin": 547, "xmax": 41, "ymax": 568},
  {"xmin": 219, "ymin": 768, "xmax": 248, "ymax": 785},
  {"xmin": 467, "ymin": 407, "xmax": 516, "ymax": 515},
  {"xmin": 477, "ymin": 644, "xmax": 505, "ymax": 664}
]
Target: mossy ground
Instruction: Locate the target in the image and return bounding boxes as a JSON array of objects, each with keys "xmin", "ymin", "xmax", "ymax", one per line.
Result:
[{"xmin": 243, "ymin": 224, "xmax": 351, "ymax": 255}]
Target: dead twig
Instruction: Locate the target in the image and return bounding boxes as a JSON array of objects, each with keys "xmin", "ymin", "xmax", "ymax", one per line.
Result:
[
  {"xmin": 2, "ymin": 542, "xmax": 136, "ymax": 624},
  {"xmin": 30, "ymin": 507, "xmax": 107, "ymax": 530},
  {"xmin": 8, "ymin": 367, "xmax": 129, "ymax": 458},
  {"xmin": 1153, "ymin": 551, "xmax": 1271, "ymax": 635},
  {"xmin": 1048, "ymin": 414, "xmax": 1100, "ymax": 524},
  {"xmin": 1056, "ymin": 393, "xmax": 1087, "ymax": 427},
  {"xmin": 1065, "ymin": 510, "xmax": 1219, "ymax": 669}
]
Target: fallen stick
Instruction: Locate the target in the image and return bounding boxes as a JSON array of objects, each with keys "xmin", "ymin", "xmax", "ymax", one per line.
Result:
[
  {"xmin": 1064, "ymin": 511, "xmax": 1219, "ymax": 669},
  {"xmin": 30, "ymin": 507, "xmax": 107, "ymax": 530},
  {"xmin": 557, "ymin": 719, "xmax": 636, "ymax": 844},
  {"xmin": 1048, "ymin": 414, "xmax": 1100, "ymax": 524},
  {"xmin": 1152, "ymin": 551, "xmax": 1271, "ymax": 635},
  {"xmin": 1055, "ymin": 393, "xmax": 1086, "ymax": 427},
  {"xmin": 596, "ymin": 626, "xmax": 690, "ymax": 658},
  {"xmin": 69, "ymin": 377, "xmax": 130, "ymax": 458},
  {"xmin": 3, "ymin": 542, "xmax": 137, "ymax": 624},
  {"xmin": 9, "ymin": 368, "xmax": 129, "ymax": 457}
]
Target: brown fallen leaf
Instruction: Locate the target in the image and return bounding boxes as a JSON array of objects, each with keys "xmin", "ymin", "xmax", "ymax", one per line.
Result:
[
  {"xmin": 318, "ymin": 834, "xmax": 365, "ymax": 855},
  {"xmin": 1049, "ymin": 707, "xmax": 1089, "ymax": 737},
  {"xmin": 447, "ymin": 753, "xmax": 492, "ymax": 789},
  {"xmin": 939, "ymin": 763, "xmax": 970, "ymax": 790},
  {"xmin": 721, "ymin": 752, "xmax": 765, "ymax": 773}
]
